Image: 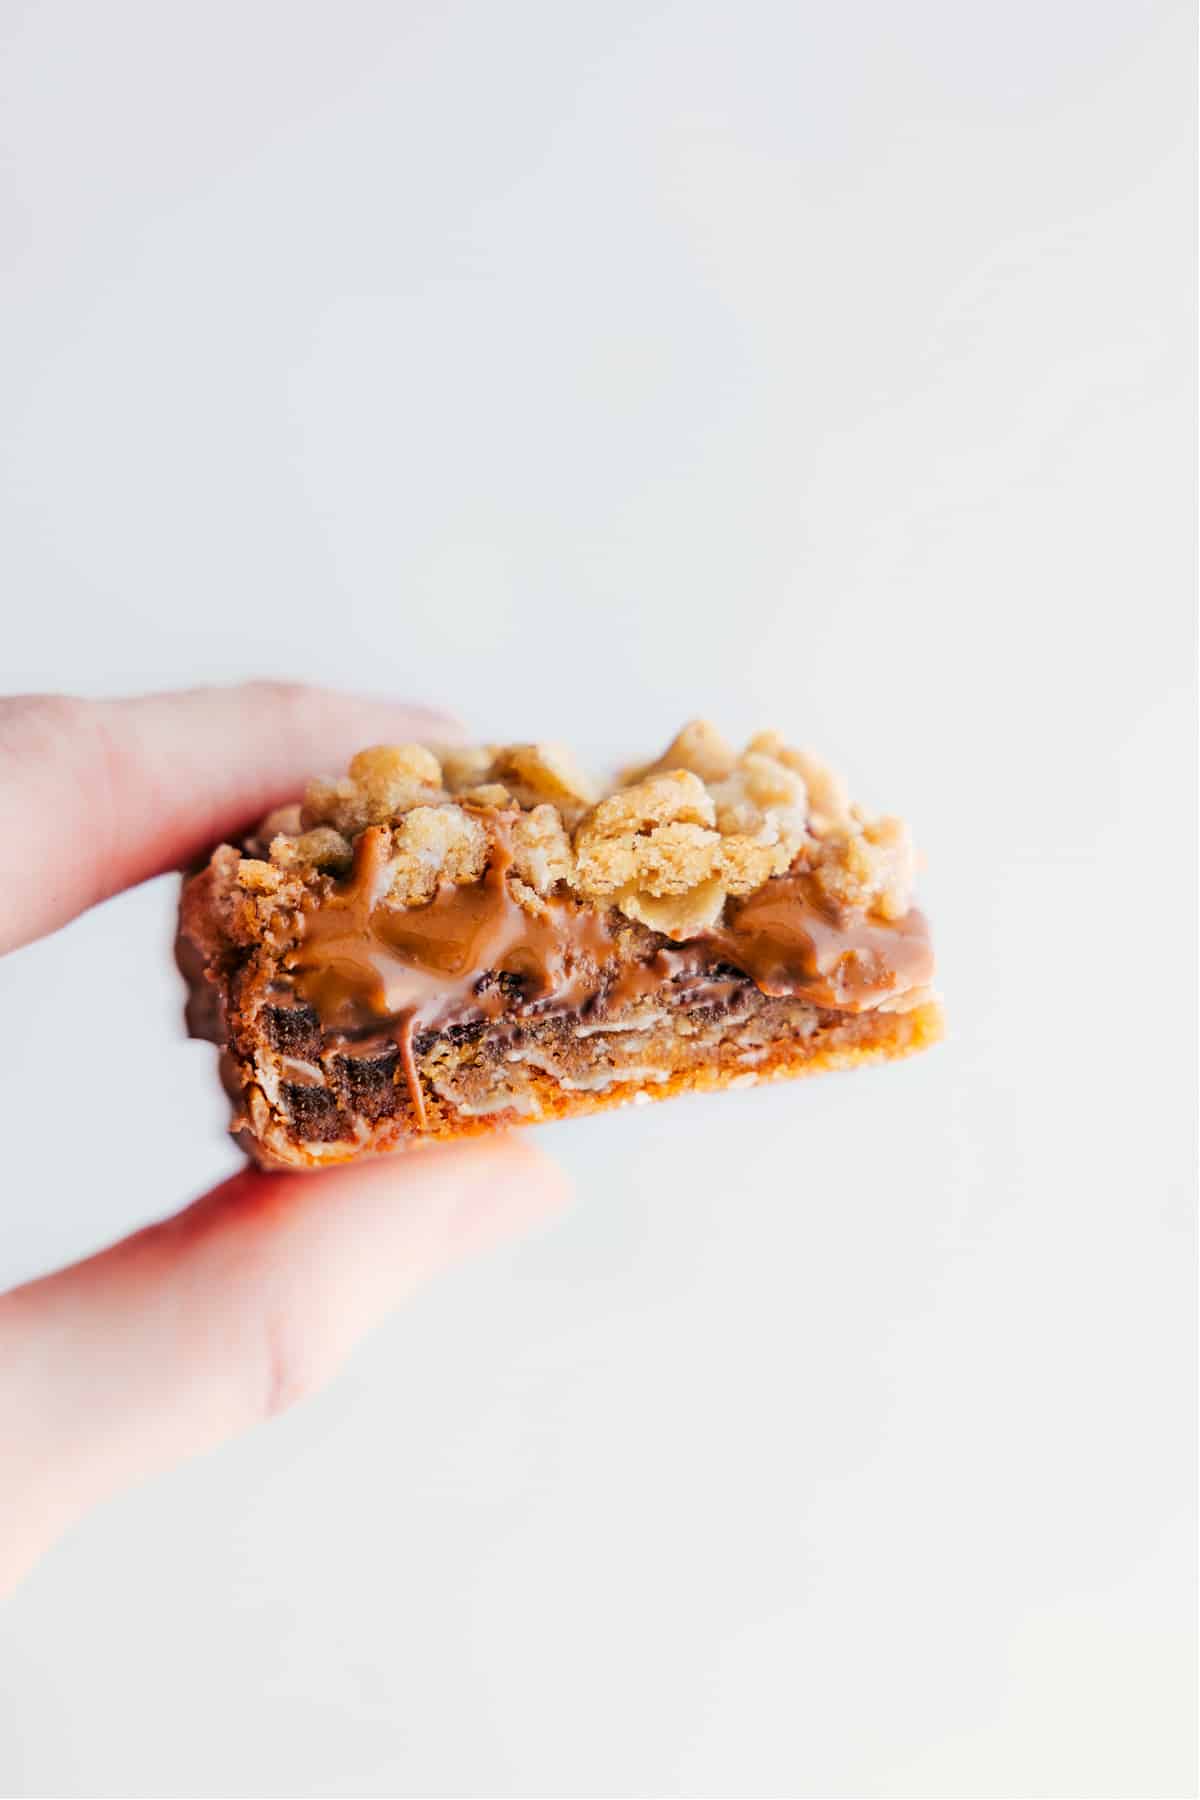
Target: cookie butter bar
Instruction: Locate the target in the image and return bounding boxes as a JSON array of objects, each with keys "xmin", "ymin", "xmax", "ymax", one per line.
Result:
[{"xmin": 177, "ymin": 722, "xmax": 943, "ymax": 1168}]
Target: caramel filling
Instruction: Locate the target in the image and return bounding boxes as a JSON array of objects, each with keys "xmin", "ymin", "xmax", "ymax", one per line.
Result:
[
  {"xmin": 283, "ymin": 810, "xmax": 933, "ymax": 1129},
  {"xmin": 713, "ymin": 877, "xmax": 933, "ymax": 1009}
]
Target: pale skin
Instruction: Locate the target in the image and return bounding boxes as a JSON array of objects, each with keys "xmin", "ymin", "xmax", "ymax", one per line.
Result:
[{"xmin": 0, "ymin": 683, "xmax": 569, "ymax": 1596}]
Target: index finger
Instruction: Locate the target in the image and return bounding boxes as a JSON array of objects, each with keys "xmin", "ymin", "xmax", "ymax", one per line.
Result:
[{"xmin": 0, "ymin": 682, "xmax": 458, "ymax": 954}]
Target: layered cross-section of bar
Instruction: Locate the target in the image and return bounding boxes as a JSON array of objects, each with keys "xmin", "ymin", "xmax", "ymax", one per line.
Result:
[{"xmin": 177, "ymin": 721, "xmax": 943, "ymax": 1168}]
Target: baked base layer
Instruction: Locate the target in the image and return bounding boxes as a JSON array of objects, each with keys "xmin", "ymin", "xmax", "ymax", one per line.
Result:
[{"xmin": 227, "ymin": 974, "xmax": 944, "ymax": 1170}]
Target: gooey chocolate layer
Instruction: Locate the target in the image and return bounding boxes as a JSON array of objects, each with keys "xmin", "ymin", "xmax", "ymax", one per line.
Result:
[{"xmin": 279, "ymin": 810, "xmax": 933, "ymax": 1130}]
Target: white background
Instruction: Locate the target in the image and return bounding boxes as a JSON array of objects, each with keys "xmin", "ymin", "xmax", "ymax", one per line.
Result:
[{"xmin": 0, "ymin": 3, "xmax": 1195, "ymax": 1795}]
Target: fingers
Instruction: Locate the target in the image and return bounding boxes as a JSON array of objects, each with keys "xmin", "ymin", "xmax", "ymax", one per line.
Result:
[
  {"xmin": 0, "ymin": 683, "xmax": 459, "ymax": 954},
  {"xmin": 0, "ymin": 1136, "xmax": 568, "ymax": 1593}
]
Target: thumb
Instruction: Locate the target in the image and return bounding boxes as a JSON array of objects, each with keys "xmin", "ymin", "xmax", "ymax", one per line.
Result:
[{"xmin": 0, "ymin": 1137, "xmax": 568, "ymax": 1592}]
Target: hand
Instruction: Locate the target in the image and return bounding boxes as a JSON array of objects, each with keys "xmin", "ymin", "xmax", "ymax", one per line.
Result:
[{"xmin": 0, "ymin": 684, "xmax": 568, "ymax": 1595}]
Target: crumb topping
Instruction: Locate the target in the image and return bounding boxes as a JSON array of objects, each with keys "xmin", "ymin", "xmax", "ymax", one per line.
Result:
[{"xmin": 240, "ymin": 720, "xmax": 917, "ymax": 933}]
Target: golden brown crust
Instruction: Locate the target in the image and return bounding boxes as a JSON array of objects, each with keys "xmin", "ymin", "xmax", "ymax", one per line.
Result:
[{"xmin": 232, "ymin": 999, "xmax": 945, "ymax": 1171}]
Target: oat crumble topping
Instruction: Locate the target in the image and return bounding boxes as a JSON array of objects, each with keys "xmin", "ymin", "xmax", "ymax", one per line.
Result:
[{"xmin": 242, "ymin": 719, "xmax": 918, "ymax": 934}]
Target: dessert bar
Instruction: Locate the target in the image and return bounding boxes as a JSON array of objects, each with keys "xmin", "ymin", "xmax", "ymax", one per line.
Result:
[{"xmin": 178, "ymin": 722, "xmax": 943, "ymax": 1168}]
